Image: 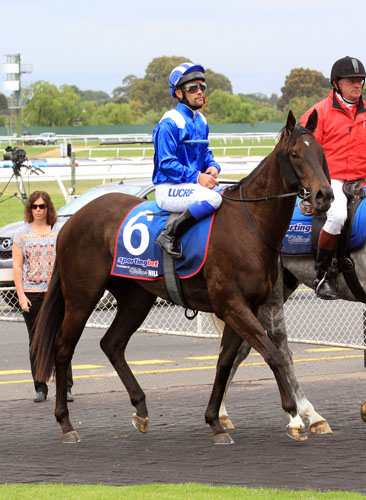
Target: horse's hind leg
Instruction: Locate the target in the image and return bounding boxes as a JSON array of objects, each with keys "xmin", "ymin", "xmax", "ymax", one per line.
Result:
[
  {"xmin": 55, "ymin": 303, "xmax": 98, "ymax": 443},
  {"xmin": 100, "ymin": 281, "xmax": 156, "ymax": 434}
]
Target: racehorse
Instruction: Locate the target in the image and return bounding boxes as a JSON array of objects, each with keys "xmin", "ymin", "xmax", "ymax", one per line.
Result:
[
  {"xmin": 32, "ymin": 110, "xmax": 333, "ymax": 444},
  {"xmin": 215, "ymin": 218, "xmax": 366, "ymax": 436}
]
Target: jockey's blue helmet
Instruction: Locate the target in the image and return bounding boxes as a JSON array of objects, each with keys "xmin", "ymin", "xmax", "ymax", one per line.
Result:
[{"xmin": 169, "ymin": 62, "xmax": 205, "ymax": 97}]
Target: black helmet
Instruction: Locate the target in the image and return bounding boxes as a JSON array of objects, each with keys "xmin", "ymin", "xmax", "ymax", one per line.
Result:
[{"xmin": 330, "ymin": 56, "xmax": 366, "ymax": 86}]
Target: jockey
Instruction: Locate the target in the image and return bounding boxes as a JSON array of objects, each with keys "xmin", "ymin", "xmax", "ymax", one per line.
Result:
[
  {"xmin": 152, "ymin": 62, "xmax": 222, "ymax": 259},
  {"xmin": 300, "ymin": 56, "xmax": 366, "ymax": 300}
]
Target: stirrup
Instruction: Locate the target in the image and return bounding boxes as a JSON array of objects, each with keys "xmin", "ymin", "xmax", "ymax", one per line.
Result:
[
  {"xmin": 315, "ymin": 275, "xmax": 338, "ymax": 300},
  {"xmin": 156, "ymin": 234, "xmax": 183, "ymax": 259}
]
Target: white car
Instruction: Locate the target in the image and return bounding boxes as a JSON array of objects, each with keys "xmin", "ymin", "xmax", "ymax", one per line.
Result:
[{"xmin": 36, "ymin": 132, "xmax": 58, "ymax": 145}]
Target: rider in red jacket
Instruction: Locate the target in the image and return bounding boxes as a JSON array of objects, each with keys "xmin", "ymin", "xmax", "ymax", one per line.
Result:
[{"xmin": 301, "ymin": 56, "xmax": 366, "ymax": 300}]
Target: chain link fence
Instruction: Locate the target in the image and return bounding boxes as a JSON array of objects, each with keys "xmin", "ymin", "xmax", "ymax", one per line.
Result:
[{"xmin": 1, "ymin": 286, "xmax": 365, "ymax": 350}]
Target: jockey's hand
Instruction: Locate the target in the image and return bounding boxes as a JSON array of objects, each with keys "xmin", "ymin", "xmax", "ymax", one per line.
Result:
[
  {"xmin": 198, "ymin": 172, "xmax": 219, "ymax": 189},
  {"xmin": 205, "ymin": 166, "xmax": 219, "ymax": 178}
]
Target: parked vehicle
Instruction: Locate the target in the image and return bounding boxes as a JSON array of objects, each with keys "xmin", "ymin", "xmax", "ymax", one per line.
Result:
[
  {"xmin": 36, "ymin": 132, "xmax": 58, "ymax": 145},
  {"xmin": 21, "ymin": 132, "xmax": 36, "ymax": 145}
]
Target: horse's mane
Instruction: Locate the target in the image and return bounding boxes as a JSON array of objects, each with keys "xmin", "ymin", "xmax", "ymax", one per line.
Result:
[{"xmin": 226, "ymin": 123, "xmax": 314, "ymax": 194}]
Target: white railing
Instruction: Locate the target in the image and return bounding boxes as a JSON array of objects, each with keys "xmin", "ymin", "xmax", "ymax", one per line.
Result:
[
  {"xmin": 0, "ymin": 132, "xmax": 279, "ymax": 147},
  {"xmin": 1, "ymin": 286, "xmax": 365, "ymax": 350}
]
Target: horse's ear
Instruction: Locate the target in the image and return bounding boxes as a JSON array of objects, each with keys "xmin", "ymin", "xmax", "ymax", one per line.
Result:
[
  {"xmin": 305, "ymin": 109, "xmax": 318, "ymax": 133},
  {"xmin": 285, "ymin": 110, "xmax": 296, "ymax": 135}
]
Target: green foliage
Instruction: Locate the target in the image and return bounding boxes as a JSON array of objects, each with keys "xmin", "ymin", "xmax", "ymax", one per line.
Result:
[
  {"xmin": 112, "ymin": 74, "xmax": 138, "ymax": 103},
  {"xmin": 86, "ymin": 102, "xmax": 133, "ymax": 125},
  {"xmin": 22, "ymin": 81, "xmax": 85, "ymax": 126},
  {"xmin": 284, "ymin": 95, "xmax": 327, "ymax": 121},
  {"xmin": 278, "ymin": 67, "xmax": 331, "ymax": 110},
  {"xmin": 206, "ymin": 90, "xmax": 254, "ymax": 123},
  {"xmin": 0, "ymin": 92, "xmax": 8, "ymax": 112},
  {"xmin": 206, "ymin": 91, "xmax": 283, "ymax": 124}
]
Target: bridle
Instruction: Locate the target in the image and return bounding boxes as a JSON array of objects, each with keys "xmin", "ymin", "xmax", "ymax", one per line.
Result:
[{"xmin": 220, "ymin": 128, "xmax": 325, "ymax": 252}]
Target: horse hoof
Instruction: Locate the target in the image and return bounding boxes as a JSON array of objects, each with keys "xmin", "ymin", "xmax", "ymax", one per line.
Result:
[
  {"xmin": 60, "ymin": 430, "xmax": 80, "ymax": 443},
  {"xmin": 361, "ymin": 401, "xmax": 366, "ymax": 423},
  {"xmin": 286, "ymin": 425, "xmax": 308, "ymax": 441},
  {"xmin": 309, "ymin": 420, "xmax": 333, "ymax": 434},
  {"xmin": 211, "ymin": 433, "xmax": 234, "ymax": 445},
  {"xmin": 219, "ymin": 415, "xmax": 235, "ymax": 430},
  {"xmin": 132, "ymin": 413, "xmax": 149, "ymax": 433}
]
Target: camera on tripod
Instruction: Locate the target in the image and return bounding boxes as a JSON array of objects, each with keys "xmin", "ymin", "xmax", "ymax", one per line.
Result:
[{"xmin": 3, "ymin": 146, "xmax": 28, "ymax": 174}]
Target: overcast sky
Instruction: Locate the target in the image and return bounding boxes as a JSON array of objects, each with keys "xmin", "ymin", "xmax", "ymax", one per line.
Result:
[{"xmin": 2, "ymin": 0, "xmax": 366, "ymax": 98}]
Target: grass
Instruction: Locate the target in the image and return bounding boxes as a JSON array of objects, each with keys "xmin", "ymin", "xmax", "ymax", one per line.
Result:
[{"xmin": 0, "ymin": 483, "xmax": 365, "ymax": 500}]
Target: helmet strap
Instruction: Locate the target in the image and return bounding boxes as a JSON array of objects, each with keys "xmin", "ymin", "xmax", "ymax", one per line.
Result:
[{"xmin": 178, "ymin": 88, "xmax": 205, "ymax": 111}]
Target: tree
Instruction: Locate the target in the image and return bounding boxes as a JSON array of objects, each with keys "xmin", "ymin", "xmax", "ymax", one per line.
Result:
[
  {"xmin": 22, "ymin": 81, "xmax": 84, "ymax": 126},
  {"xmin": 284, "ymin": 95, "xmax": 323, "ymax": 122},
  {"xmin": 87, "ymin": 102, "xmax": 132, "ymax": 125},
  {"xmin": 206, "ymin": 90, "xmax": 254, "ymax": 124},
  {"xmin": 0, "ymin": 92, "xmax": 8, "ymax": 112},
  {"xmin": 278, "ymin": 68, "xmax": 331, "ymax": 111},
  {"xmin": 112, "ymin": 74, "xmax": 137, "ymax": 103}
]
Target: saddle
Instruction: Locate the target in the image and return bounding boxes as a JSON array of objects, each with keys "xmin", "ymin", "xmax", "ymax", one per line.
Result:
[{"xmin": 311, "ymin": 179, "xmax": 366, "ymax": 302}]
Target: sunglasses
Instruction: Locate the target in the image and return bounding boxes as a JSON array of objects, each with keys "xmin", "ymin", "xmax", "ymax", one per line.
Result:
[
  {"xmin": 184, "ymin": 83, "xmax": 207, "ymax": 94},
  {"xmin": 31, "ymin": 203, "xmax": 47, "ymax": 210}
]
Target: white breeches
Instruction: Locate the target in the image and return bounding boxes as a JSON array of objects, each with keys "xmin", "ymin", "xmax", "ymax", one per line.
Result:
[
  {"xmin": 323, "ymin": 179, "xmax": 348, "ymax": 235},
  {"xmin": 155, "ymin": 183, "xmax": 222, "ymax": 212}
]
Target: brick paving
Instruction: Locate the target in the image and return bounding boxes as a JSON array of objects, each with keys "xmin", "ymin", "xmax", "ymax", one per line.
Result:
[{"xmin": 1, "ymin": 373, "xmax": 365, "ymax": 493}]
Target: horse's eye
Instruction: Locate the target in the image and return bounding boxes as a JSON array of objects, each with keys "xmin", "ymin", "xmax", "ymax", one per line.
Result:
[{"xmin": 290, "ymin": 151, "xmax": 299, "ymax": 159}]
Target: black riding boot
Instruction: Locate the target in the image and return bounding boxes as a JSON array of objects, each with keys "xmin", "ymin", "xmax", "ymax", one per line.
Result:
[
  {"xmin": 314, "ymin": 247, "xmax": 338, "ymax": 300},
  {"xmin": 155, "ymin": 209, "xmax": 197, "ymax": 259}
]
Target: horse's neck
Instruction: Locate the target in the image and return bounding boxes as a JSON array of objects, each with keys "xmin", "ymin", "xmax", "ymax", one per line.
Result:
[{"xmin": 244, "ymin": 154, "xmax": 295, "ymax": 242}]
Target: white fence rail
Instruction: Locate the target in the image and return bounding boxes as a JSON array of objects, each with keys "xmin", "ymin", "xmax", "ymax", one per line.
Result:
[
  {"xmin": 0, "ymin": 132, "xmax": 279, "ymax": 147},
  {"xmin": 1, "ymin": 286, "xmax": 365, "ymax": 350}
]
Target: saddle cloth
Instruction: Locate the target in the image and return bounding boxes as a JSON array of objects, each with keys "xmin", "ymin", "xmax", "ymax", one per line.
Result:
[
  {"xmin": 110, "ymin": 200, "xmax": 215, "ymax": 280},
  {"xmin": 282, "ymin": 193, "xmax": 366, "ymax": 255}
]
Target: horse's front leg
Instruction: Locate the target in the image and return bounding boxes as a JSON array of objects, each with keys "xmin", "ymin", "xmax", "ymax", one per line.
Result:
[
  {"xmin": 223, "ymin": 300, "xmax": 307, "ymax": 442},
  {"xmin": 257, "ymin": 268, "xmax": 332, "ymax": 435},
  {"xmin": 205, "ymin": 325, "xmax": 243, "ymax": 444}
]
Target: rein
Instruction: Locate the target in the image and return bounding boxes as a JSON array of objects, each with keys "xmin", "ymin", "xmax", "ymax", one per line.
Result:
[{"xmin": 221, "ymin": 142, "xmax": 312, "ymax": 253}]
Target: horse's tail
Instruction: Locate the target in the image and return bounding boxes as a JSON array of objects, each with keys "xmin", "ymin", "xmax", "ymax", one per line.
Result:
[{"xmin": 31, "ymin": 260, "xmax": 65, "ymax": 382}]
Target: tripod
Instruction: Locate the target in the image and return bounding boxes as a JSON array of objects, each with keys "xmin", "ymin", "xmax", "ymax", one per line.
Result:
[{"xmin": 0, "ymin": 160, "xmax": 44, "ymax": 205}]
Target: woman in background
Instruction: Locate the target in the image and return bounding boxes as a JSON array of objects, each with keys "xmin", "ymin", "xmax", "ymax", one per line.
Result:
[{"xmin": 12, "ymin": 191, "xmax": 73, "ymax": 402}]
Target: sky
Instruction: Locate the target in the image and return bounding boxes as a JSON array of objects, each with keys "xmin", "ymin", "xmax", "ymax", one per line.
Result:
[{"xmin": 2, "ymin": 0, "xmax": 366, "ymax": 99}]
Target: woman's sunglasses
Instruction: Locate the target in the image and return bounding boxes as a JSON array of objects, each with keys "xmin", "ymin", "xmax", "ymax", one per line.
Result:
[
  {"xmin": 184, "ymin": 83, "xmax": 207, "ymax": 94},
  {"xmin": 31, "ymin": 203, "xmax": 47, "ymax": 210}
]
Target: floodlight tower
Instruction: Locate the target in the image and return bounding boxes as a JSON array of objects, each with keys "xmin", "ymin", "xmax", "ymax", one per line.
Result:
[{"xmin": 2, "ymin": 54, "xmax": 33, "ymax": 137}]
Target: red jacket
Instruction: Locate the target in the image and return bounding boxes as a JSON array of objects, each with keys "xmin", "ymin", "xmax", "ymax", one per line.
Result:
[{"xmin": 300, "ymin": 90, "xmax": 366, "ymax": 181}]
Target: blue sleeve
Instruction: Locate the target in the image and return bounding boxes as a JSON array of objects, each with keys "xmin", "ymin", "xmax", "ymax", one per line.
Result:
[
  {"xmin": 202, "ymin": 120, "xmax": 220, "ymax": 173},
  {"xmin": 153, "ymin": 120, "xmax": 200, "ymax": 184}
]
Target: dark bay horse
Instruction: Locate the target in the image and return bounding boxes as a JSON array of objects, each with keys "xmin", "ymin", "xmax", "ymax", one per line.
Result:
[{"xmin": 32, "ymin": 110, "xmax": 333, "ymax": 444}]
